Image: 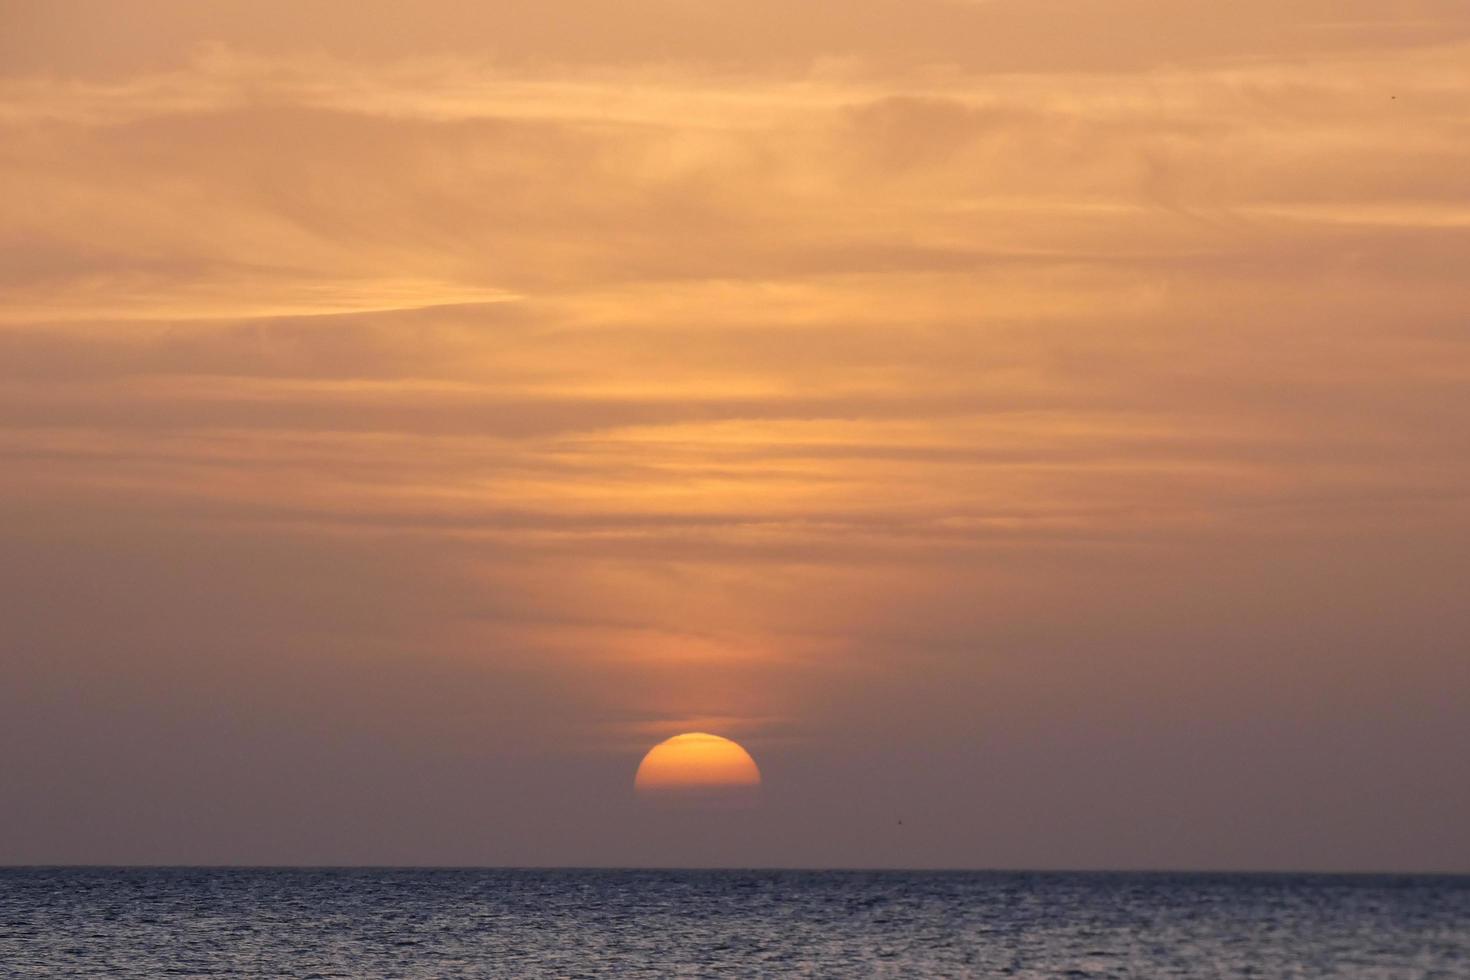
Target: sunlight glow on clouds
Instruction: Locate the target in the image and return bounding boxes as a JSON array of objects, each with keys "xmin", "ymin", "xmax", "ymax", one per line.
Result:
[{"xmin": 1, "ymin": 0, "xmax": 1467, "ymax": 869}]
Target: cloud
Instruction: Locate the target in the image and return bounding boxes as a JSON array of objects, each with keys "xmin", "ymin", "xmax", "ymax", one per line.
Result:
[{"xmin": 1, "ymin": 2, "xmax": 1468, "ymax": 868}]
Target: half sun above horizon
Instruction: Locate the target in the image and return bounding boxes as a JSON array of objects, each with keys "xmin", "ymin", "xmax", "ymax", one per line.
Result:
[{"xmin": 634, "ymin": 733, "xmax": 762, "ymax": 797}]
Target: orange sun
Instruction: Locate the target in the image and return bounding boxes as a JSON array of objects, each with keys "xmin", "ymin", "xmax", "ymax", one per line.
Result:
[{"xmin": 634, "ymin": 733, "xmax": 761, "ymax": 800}]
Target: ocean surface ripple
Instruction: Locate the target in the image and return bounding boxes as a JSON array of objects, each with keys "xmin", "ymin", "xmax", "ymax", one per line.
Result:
[{"xmin": 2, "ymin": 868, "xmax": 1467, "ymax": 978}]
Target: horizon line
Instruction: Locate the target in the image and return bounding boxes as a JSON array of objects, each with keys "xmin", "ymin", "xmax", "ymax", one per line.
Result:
[{"xmin": 4, "ymin": 863, "xmax": 1467, "ymax": 878}]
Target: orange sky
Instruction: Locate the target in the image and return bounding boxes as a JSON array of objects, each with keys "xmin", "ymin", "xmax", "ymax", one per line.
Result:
[{"xmin": 2, "ymin": 0, "xmax": 1468, "ymax": 870}]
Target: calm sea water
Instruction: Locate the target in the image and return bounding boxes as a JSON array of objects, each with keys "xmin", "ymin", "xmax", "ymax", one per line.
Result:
[{"xmin": 1, "ymin": 868, "xmax": 1466, "ymax": 978}]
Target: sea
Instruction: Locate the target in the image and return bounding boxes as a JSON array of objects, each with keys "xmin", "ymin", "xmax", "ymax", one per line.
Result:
[{"xmin": 2, "ymin": 868, "xmax": 1466, "ymax": 978}]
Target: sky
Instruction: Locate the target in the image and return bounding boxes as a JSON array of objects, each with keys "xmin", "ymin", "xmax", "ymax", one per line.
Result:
[{"xmin": 2, "ymin": 0, "xmax": 1468, "ymax": 872}]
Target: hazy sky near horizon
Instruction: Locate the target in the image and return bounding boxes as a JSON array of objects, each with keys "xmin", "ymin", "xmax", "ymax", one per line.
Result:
[{"xmin": 2, "ymin": 0, "xmax": 1468, "ymax": 871}]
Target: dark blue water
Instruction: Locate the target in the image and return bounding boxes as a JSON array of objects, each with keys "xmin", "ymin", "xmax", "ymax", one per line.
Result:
[{"xmin": 2, "ymin": 868, "xmax": 1466, "ymax": 978}]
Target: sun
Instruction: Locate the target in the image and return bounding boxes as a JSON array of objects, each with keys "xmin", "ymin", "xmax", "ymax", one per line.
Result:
[{"xmin": 634, "ymin": 733, "xmax": 761, "ymax": 799}]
